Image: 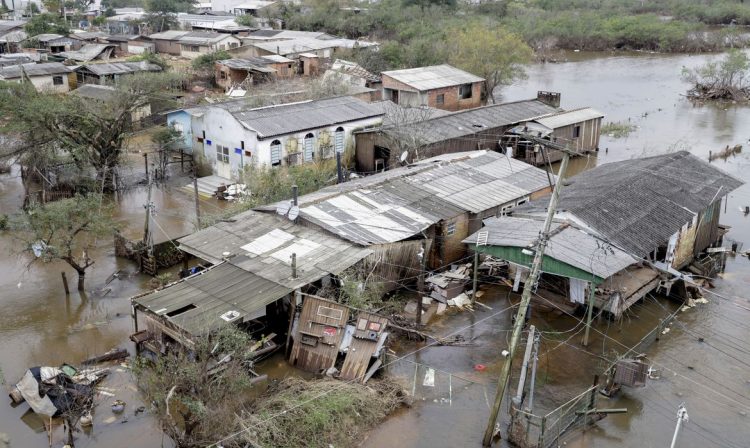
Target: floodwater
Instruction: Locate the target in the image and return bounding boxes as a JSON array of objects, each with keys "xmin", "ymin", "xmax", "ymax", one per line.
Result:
[
  {"xmin": 2, "ymin": 51, "xmax": 750, "ymax": 448},
  {"xmin": 0, "ymin": 156, "xmax": 226, "ymax": 447},
  {"xmin": 365, "ymin": 50, "xmax": 750, "ymax": 448}
]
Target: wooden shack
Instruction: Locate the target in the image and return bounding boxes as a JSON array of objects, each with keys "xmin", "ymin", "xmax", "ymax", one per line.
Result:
[
  {"xmin": 289, "ymin": 296, "xmax": 350, "ymax": 373},
  {"xmin": 339, "ymin": 311, "xmax": 388, "ymax": 382}
]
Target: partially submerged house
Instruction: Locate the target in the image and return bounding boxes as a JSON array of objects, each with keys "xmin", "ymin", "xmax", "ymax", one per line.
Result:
[
  {"xmin": 166, "ymin": 96, "xmax": 385, "ymax": 178},
  {"xmin": 510, "ymin": 151, "xmax": 743, "ymax": 301},
  {"xmin": 0, "ymin": 62, "xmax": 74, "ymax": 92},
  {"xmin": 74, "ymin": 61, "xmax": 162, "ymax": 85},
  {"xmin": 354, "ymin": 95, "xmax": 560, "ymax": 173},
  {"xmin": 214, "ymin": 55, "xmax": 294, "ymax": 90},
  {"xmin": 130, "ymin": 210, "xmax": 372, "ymax": 354},
  {"xmin": 259, "ymin": 150, "xmax": 553, "ymax": 278},
  {"xmin": 464, "ymin": 216, "xmax": 659, "ymax": 318},
  {"xmin": 504, "ymin": 107, "xmax": 605, "ymax": 165},
  {"xmin": 381, "ymin": 64, "xmax": 485, "ymax": 111}
]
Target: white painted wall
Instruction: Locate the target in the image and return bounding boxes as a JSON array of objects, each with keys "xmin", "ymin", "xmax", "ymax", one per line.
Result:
[
  {"xmin": 29, "ymin": 74, "xmax": 71, "ymax": 93},
  {"xmin": 180, "ymin": 36, "xmax": 241, "ymax": 58}
]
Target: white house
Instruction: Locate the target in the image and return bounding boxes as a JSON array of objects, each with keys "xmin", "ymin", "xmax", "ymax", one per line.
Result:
[
  {"xmin": 0, "ymin": 62, "xmax": 73, "ymax": 93},
  {"xmin": 177, "ymin": 32, "xmax": 241, "ymax": 58},
  {"xmin": 167, "ymin": 96, "xmax": 385, "ymax": 179}
]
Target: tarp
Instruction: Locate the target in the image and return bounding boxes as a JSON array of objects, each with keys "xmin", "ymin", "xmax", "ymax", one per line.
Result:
[{"xmin": 17, "ymin": 370, "xmax": 57, "ymax": 417}]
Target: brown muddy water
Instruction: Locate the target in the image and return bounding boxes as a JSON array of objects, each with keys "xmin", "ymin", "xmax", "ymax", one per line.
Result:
[
  {"xmin": 2, "ymin": 50, "xmax": 750, "ymax": 448},
  {"xmin": 365, "ymin": 51, "xmax": 750, "ymax": 448}
]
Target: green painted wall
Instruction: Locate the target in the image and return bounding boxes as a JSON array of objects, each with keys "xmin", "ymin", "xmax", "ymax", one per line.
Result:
[{"xmin": 469, "ymin": 244, "xmax": 604, "ymax": 284}]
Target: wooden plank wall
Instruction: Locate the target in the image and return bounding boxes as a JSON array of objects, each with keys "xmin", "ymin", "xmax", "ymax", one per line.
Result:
[
  {"xmin": 289, "ymin": 296, "xmax": 349, "ymax": 373},
  {"xmin": 339, "ymin": 312, "xmax": 388, "ymax": 382}
]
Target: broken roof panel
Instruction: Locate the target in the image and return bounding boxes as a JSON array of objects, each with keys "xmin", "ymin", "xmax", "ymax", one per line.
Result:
[
  {"xmin": 464, "ymin": 216, "xmax": 639, "ymax": 280},
  {"xmin": 57, "ymin": 44, "xmax": 115, "ymax": 62},
  {"xmin": 382, "ymin": 64, "xmax": 484, "ymax": 91},
  {"xmin": 516, "ymin": 151, "xmax": 744, "ymax": 257}
]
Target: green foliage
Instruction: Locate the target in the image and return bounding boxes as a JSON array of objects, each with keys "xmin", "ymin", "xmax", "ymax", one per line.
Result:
[
  {"xmin": 682, "ymin": 48, "xmax": 750, "ymax": 100},
  {"xmin": 191, "ymin": 50, "xmax": 231, "ymax": 70},
  {"xmin": 600, "ymin": 121, "xmax": 636, "ymax": 138},
  {"xmin": 24, "ymin": 13, "xmax": 70, "ymax": 37},
  {"xmin": 338, "ymin": 268, "xmax": 385, "ymax": 310},
  {"xmin": 234, "ymin": 13, "xmax": 256, "ymax": 27},
  {"xmin": 0, "ymin": 214, "xmax": 8, "ymax": 231},
  {"xmin": 127, "ymin": 51, "xmax": 170, "ymax": 70}
]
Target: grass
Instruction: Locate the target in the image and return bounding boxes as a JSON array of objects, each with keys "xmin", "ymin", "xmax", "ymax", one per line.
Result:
[
  {"xmin": 239, "ymin": 378, "xmax": 408, "ymax": 448},
  {"xmin": 600, "ymin": 121, "xmax": 637, "ymax": 138}
]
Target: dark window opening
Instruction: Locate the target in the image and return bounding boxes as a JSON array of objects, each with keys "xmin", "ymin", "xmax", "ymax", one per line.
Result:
[
  {"xmin": 166, "ymin": 304, "xmax": 197, "ymax": 317},
  {"xmin": 459, "ymin": 84, "xmax": 473, "ymax": 99},
  {"xmin": 573, "ymin": 125, "xmax": 581, "ymax": 138},
  {"xmin": 436, "ymin": 93, "xmax": 444, "ymax": 105},
  {"xmin": 52, "ymin": 75, "xmax": 64, "ymax": 86}
]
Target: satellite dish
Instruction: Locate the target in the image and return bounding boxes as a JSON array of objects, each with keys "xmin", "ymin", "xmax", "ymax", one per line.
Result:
[
  {"xmin": 400, "ymin": 151, "xmax": 408, "ymax": 164},
  {"xmin": 276, "ymin": 201, "xmax": 291, "ymax": 216},
  {"xmin": 288, "ymin": 206, "xmax": 300, "ymax": 221}
]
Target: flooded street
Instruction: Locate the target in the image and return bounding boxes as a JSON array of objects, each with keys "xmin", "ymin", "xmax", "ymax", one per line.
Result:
[
  {"xmin": 366, "ymin": 51, "xmax": 750, "ymax": 448},
  {"xmin": 2, "ymin": 50, "xmax": 750, "ymax": 447}
]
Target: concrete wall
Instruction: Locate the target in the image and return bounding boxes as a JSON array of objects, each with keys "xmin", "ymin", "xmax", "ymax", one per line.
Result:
[
  {"xmin": 29, "ymin": 73, "xmax": 71, "ymax": 93},
  {"xmin": 154, "ymin": 39, "xmax": 182, "ymax": 55},
  {"xmin": 381, "ymin": 74, "xmax": 483, "ymax": 111},
  {"xmin": 167, "ymin": 110, "xmax": 195, "ymax": 150},
  {"xmin": 180, "ymin": 36, "xmax": 241, "ymax": 58}
]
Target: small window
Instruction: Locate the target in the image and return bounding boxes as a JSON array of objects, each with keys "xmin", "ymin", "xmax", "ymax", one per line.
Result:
[
  {"xmin": 220, "ymin": 71, "xmax": 227, "ymax": 79},
  {"xmin": 573, "ymin": 125, "xmax": 581, "ymax": 138},
  {"xmin": 459, "ymin": 84, "xmax": 472, "ymax": 99},
  {"xmin": 317, "ymin": 305, "xmax": 343, "ymax": 321},
  {"xmin": 216, "ymin": 145, "xmax": 230, "ymax": 163},
  {"xmin": 446, "ymin": 222, "xmax": 456, "ymax": 236},
  {"xmin": 436, "ymin": 93, "xmax": 445, "ymax": 105},
  {"xmin": 52, "ymin": 75, "xmax": 64, "ymax": 86},
  {"xmin": 304, "ymin": 132, "xmax": 315, "ymax": 162},
  {"xmin": 334, "ymin": 126, "xmax": 345, "ymax": 154},
  {"xmin": 270, "ymin": 139, "xmax": 281, "ymax": 166}
]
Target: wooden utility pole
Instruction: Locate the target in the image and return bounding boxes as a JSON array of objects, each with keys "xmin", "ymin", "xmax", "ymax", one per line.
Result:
[
  {"xmin": 472, "ymin": 231, "xmax": 488, "ymax": 305},
  {"xmin": 416, "ymin": 240, "xmax": 427, "ymax": 326},
  {"xmin": 582, "ymin": 284, "xmax": 597, "ymax": 346},
  {"xmin": 193, "ymin": 165, "xmax": 201, "ymax": 229},
  {"xmin": 482, "ymin": 149, "xmax": 571, "ymax": 446}
]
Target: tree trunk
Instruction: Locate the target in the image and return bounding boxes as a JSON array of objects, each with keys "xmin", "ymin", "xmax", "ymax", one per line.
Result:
[
  {"xmin": 77, "ymin": 271, "xmax": 85, "ymax": 291},
  {"xmin": 65, "ymin": 417, "xmax": 75, "ymax": 447}
]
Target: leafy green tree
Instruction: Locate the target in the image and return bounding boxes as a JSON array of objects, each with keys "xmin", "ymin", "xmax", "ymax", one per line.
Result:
[
  {"xmin": 682, "ymin": 48, "xmax": 750, "ymax": 100},
  {"xmin": 14, "ymin": 194, "xmax": 117, "ymax": 291},
  {"xmin": 191, "ymin": 49, "xmax": 231, "ymax": 70},
  {"xmin": 144, "ymin": 0, "xmax": 192, "ymax": 31},
  {"xmin": 449, "ymin": 22, "xmax": 533, "ymax": 103},
  {"xmin": 234, "ymin": 13, "xmax": 256, "ymax": 27},
  {"xmin": 24, "ymin": 13, "xmax": 70, "ymax": 36},
  {"xmin": 0, "ymin": 72, "xmax": 185, "ymax": 192}
]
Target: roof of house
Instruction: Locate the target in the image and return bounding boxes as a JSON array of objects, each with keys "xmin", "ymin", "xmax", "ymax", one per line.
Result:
[
  {"xmin": 251, "ymin": 36, "xmax": 377, "ymax": 55},
  {"xmin": 185, "ymin": 96, "xmax": 384, "ymax": 139},
  {"xmin": 373, "ymin": 99, "xmax": 560, "ymax": 146},
  {"xmin": 71, "ymin": 84, "xmax": 117, "ymax": 101},
  {"xmin": 35, "ymin": 33, "xmax": 69, "ymax": 42},
  {"xmin": 0, "ymin": 62, "xmax": 72, "ymax": 79},
  {"xmin": 76, "ymin": 61, "xmax": 162, "ymax": 76},
  {"xmin": 69, "ymin": 31, "xmax": 107, "ymax": 40},
  {"xmin": 178, "ymin": 31, "xmax": 237, "ymax": 45},
  {"xmin": 382, "ymin": 64, "xmax": 484, "ymax": 91},
  {"xmin": 329, "ymin": 59, "xmax": 380, "ymax": 83},
  {"xmin": 515, "ymin": 151, "xmax": 744, "ymax": 258},
  {"xmin": 105, "ymin": 34, "xmax": 140, "ymax": 42},
  {"xmin": 0, "ymin": 54, "xmax": 34, "ymax": 67},
  {"xmin": 148, "ymin": 30, "xmax": 190, "ymax": 41},
  {"xmin": 0, "ymin": 20, "xmax": 27, "ymax": 33},
  {"xmin": 260, "ymin": 54, "xmax": 294, "ymax": 63},
  {"xmin": 464, "ymin": 216, "xmax": 638, "ymax": 280},
  {"xmin": 57, "ymin": 44, "xmax": 115, "ymax": 62},
  {"xmin": 0, "ymin": 29, "xmax": 27, "ymax": 43},
  {"xmin": 217, "ymin": 57, "xmax": 278, "ymax": 72},
  {"xmin": 532, "ymin": 107, "xmax": 605, "ymax": 129},
  {"xmin": 260, "ymin": 150, "xmax": 553, "ymax": 246},
  {"xmin": 233, "ymin": 0, "xmax": 276, "ymax": 9}
]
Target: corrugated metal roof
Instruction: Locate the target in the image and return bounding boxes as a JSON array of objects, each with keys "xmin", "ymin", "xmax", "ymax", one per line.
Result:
[
  {"xmin": 177, "ymin": 210, "xmax": 372, "ymax": 289},
  {"xmin": 0, "ymin": 20, "xmax": 27, "ymax": 33},
  {"xmin": 71, "ymin": 84, "xmax": 117, "ymax": 101},
  {"xmin": 464, "ymin": 216, "xmax": 638, "ymax": 279},
  {"xmin": 133, "ymin": 262, "xmax": 292, "ymax": 334},
  {"xmin": 148, "ymin": 30, "xmax": 190, "ymax": 41},
  {"xmin": 178, "ymin": 31, "xmax": 235, "ymax": 45},
  {"xmin": 263, "ymin": 150, "xmax": 551, "ymax": 246},
  {"xmin": 376, "ymin": 99, "xmax": 560, "ymax": 146},
  {"xmin": 516, "ymin": 151, "xmax": 744, "ymax": 258},
  {"xmin": 0, "ymin": 29, "xmax": 27, "ymax": 43},
  {"xmin": 218, "ymin": 57, "xmax": 277, "ymax": 72},
  {"xmin": 251, "ymin": 36, "xmax": 376, "ymax": 55},
  {"xmin": 229, "ymin": 96, "xmax": 385, "ymax": 139},
  {"xmin": 382, "ymin": 64, "xmax": 484, "ymax": 91},
  {"xmin": 532, "ymin": 107, "xmax": 605, "ymax": 129},
  {"xmin": 0, "ymin": 62, "xmax": 71, "ymax": 79},
  {"xmin": 36, "ymin": 33, "xmax": 67, "ymax": 42},
  {"xmin": 57, "ymin": 44, "xmax": 115, "ymax": 62},
  {"xmin": 77, "ymin": 61, "xmax": 162, "ymax": 76}
]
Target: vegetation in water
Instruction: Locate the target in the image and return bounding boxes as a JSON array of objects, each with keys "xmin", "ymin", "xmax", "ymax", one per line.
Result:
[
  {"xmin": 236, "ymin": 377, "xmax": 408, "ymax": 448},
  {"xmin": 600, "ymin": 121, "xmax": 637, "ymax": 138},
  {"xmin": 682, "ymin": 48, "xmax": 750, "ymax": 101}
]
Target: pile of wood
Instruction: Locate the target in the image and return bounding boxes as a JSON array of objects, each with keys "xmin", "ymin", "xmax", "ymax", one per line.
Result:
[
  {"xmin": 709, "ymin": 144, "xmax": 742, "ymax": 161},
  {"xmin": 426, "ymin": 263, "xmax": 471, "ymax": 303},
  {"xmin": 687, "ymin": 84, "xmax": 750, "ymax": 102}
]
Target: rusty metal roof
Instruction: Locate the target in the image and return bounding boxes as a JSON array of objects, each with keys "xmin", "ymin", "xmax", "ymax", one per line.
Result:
[{"xmin": 382, "ymin": 64, "xmax": 484, "ymax": 91}]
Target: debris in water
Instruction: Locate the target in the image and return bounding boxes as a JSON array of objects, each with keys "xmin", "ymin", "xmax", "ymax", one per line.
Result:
[{"xmin": 111, "ymin": 400, "xmax": 125, "ymax": 414}]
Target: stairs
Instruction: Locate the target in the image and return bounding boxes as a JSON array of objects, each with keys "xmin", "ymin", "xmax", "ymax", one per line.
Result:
[{"xmin": 181, "ymin": 175, "xmax": 234, "ymax": 198}]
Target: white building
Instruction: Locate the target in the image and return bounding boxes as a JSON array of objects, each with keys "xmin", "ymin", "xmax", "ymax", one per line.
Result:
[
  {"xmin": 0, "ymin": 62, "xmax": 73, "ymax": 93},
  {"xmin": 167, "ymin": 96, "xmax": 385, "ymax": 179}
]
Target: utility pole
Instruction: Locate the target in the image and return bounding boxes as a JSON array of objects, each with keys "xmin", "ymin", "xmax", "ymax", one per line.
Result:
[
  {"xmin": 416, "ymin": 240, "xmax": 426, "ymax": 326},
  {"xmin": 472, "ymin": 231, "xmax": 488, "ymax": 305},
  {"xmin": 143, "ymin": 172, "xmax": 155, "ymax": 257},
  {"xmin": 670, "ymin": 404, "xmax": 689, "ymax": 448},
  {"xmin": 582, "ymin": 283, "xmax": 596, "ymax": 346},
  {"xmin": 336, "ymin": 151, "xmax": 343, "ymax": 184},
  {"xmin": 193, "ymin": 164, "xmax": 201, "ymax": 229},
  {"xmin": 482, "ymin": 146, "xmax": 572, "ymax": 446}
]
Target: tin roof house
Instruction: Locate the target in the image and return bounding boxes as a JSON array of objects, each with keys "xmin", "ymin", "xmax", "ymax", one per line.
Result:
[
  {"xmin": 0, "ymin": 62, "xmax": 73, "ymax": 93},
  {"xmin": 165, "ymin": 96, "xmax": 385, "ymax": 179},
  {"xmin": 380, "ymin": 64, "xmax": 485, "ymax": 111}
]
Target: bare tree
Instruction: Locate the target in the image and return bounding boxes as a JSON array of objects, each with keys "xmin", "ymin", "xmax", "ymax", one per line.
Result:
[{"xmin": 378, "ymin": 103, "xmax": 436, "ymax": 167}]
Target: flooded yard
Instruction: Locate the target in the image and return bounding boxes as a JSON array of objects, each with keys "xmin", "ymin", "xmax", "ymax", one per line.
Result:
[{"xmin": 2, "ymin": 49, "xmax": 750, "ymax": 447}]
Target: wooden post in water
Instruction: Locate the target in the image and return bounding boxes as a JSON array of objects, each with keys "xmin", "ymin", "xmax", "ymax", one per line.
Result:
[
  {"xmin": 143, "ymin": 153, "xmax": 148, "ymax": 178},
  {"xmin": 61, "ymin": 272, "xmax": 70, "ymax": 295}
]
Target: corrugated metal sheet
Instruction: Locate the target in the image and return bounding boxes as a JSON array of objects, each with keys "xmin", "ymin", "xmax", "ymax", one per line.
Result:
[
  {"xmin": 148, "ymin": 30, "xmax": 189, "ymax": 41},
  {"xmin": 178, "ymin": 31, "xmax": 232, "ymax": 45},
  {"xmin": 379, "ymin": 99, "xmax": 560, "ymax": 146},
  {"xmin": 382, "ymin": 64, "xmax": 484, "ymax": 91},
  {"xmin": 0, "ymin": 62, "xmax": 71, "ymax": 79},
  {"xmin": 465, "ymin": 216, "xmax": 638, "ymax": 279},
  {"xmin": 231, "ymin": 96, "xmax": 384, "ymax": 139},
  {"xmin": 531, "ymin": 107, "xmax": 605, "ymax": 129},
  {"xmin": 267, "ymin": 150, "xmax": 551, "ymax": 246},
  {"xmin": 218, "ymin": 58, "xmax": 277, "ymax": 72},
  {"xmin": 133, "ymin": 262, "xmax": 292, "ymax": 334},
  {"xmin": 79, "ymin": 61, "xmax": 161, "ymax": 75},
  {"xmin": 516, "ymin": 151, "xmax": 744, "ymax": 258},
  {"xmin": 57, "ymin": 44, "xmax": 115, "ymax": 62},
  {"xmin": 177, "ymin": 210, "xmax": 372, "ymax": 289}
]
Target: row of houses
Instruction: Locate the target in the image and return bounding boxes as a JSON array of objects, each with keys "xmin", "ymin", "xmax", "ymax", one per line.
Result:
[{"xmin": 130, "ymin": 149, "xmax": 741, "ymax": 378}]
